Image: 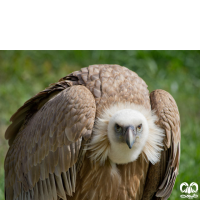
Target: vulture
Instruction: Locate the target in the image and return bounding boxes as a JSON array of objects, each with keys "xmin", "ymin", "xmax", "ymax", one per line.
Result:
[{"xmin": 4, "ymin": 64, "xmax": 181, "ymax": 200}]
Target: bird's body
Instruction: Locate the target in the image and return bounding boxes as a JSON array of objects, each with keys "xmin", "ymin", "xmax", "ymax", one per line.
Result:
[{"xmin": 4, "ymin": 65, "xmax": 181, "ymax": 200}]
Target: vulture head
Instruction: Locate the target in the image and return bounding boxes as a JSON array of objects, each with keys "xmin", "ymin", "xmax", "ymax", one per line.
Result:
[{"xmin": 89, "ymin": 102, "xmax": 164, "ymax": 165}]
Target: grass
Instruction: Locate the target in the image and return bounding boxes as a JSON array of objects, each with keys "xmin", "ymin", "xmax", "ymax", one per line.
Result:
[{"xmin": 0, "ymin": 50, "xmax": 200, "ymax": 200}]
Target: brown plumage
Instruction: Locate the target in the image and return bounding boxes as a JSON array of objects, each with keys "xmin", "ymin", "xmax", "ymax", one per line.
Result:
[{"xmin": 4, "ymin": 64, "xmax": 181, "ymax": 200}]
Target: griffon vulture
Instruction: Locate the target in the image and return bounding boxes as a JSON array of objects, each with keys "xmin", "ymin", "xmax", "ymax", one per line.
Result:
[{"xmin": 4, "ymin": 64, "xmax": 181, "ymax": 200}]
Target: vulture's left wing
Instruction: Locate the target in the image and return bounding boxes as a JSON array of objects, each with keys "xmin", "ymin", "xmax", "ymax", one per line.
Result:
[
  {"xmin": 142, "ymin": 89, "xmax": 181, "ymax": 200},
  {"xmin": 5, "ymin": 85, "xmax": 96, "ymax": 200}
]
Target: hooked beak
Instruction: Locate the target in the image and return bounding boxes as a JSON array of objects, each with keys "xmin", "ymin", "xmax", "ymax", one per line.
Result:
[{"xmin": 125, "ymin": 126, "xmax": 136, "ymax": 149}]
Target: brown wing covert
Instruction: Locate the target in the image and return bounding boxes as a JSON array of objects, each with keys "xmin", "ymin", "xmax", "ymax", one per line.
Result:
[
  {"xmin": 5, "ymin": 85, "xmax": 96, "ymax": 200},
  {"xmin": 143, "ymin": 89, "xmax": 180, "ymax": 200}
]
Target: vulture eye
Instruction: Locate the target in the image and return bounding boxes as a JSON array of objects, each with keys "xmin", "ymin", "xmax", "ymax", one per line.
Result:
[
  {"xmin": 137, "ymin": 124, "xmax": 143, "ymax": 132},
  {"xmin": 114, "ymin": 124, "xmax": 122, "ymax": 133}
]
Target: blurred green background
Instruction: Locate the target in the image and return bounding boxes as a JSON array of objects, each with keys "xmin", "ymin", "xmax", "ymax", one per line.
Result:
[{"xmin": 0, "ymin": 50, "xmax": 200, "ymax": 200}]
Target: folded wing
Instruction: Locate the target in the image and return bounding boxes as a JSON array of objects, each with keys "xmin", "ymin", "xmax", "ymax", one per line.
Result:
[
  {"xmin": 142, "ymin": 89, "xmax": 180, "ymax": 200},
  {"xmin": 5, "ymin": 85, "xmax": 96, "ymax": 200}
]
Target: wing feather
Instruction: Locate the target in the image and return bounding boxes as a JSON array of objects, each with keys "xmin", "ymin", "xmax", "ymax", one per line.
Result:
[
  {"xmin": 5, "ymin": 85, "xmax": 96, "ymax": 200},
  {"xmin": 142, "ymin": 89, "xmax": 180, "ymax": 200},
  {"xmin": 5, "ymin": 85, "xmax": 67, "ymax": 145}
]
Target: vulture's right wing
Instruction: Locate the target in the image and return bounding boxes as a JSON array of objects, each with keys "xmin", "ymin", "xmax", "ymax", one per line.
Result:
[
  {"xmin": 142, "ymin": 89, "xmax": 181, "ymax": 200},
  {"xmin": 5, "ymin": 85, "xmax": 96, "ymax": 200}
]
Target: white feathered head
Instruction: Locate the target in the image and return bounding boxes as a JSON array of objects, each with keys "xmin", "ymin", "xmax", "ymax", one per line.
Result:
[{"xmin": 89, "ymin": 102, "xmax": 164, "ymax": 165}]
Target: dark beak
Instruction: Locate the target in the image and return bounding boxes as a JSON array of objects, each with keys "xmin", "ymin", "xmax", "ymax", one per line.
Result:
[{"xmin": 125, "ymin": 126, "xmax": 136, "ymax": 149}]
